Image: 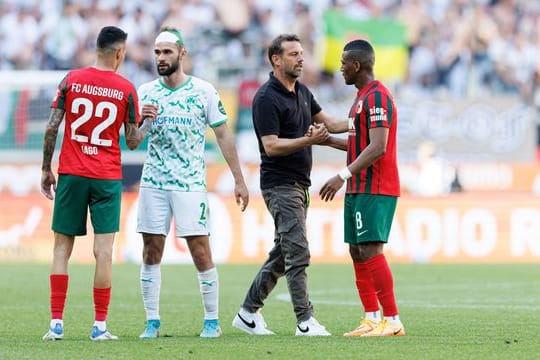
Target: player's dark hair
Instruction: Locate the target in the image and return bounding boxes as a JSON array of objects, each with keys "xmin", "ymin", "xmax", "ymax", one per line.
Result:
[
  {"xmin": 268, "ymin": 34, "xmax": 301, "ymax": 67},
  {"xmin": 343, "ymin": 39, "xmax": 374, "ymax": 53},
  {"xmin": 96, "ymin": 26, "xmax": 128, "ymax": 53},
  {"xmin": 343, "ymin": 39, "xmax": 375, "ymax": 71}
]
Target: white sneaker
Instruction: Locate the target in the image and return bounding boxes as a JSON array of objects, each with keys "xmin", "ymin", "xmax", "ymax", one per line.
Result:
[
  {"xmin": 295, "ymin": 317, "xmax": 331, "ymax": 336},
  {"xmin": 90, "ymin": 326, "xmax": 119, "ymax": 341},
  {"xmin": 232, "ymin": 308, "xmax": 275, "ymax": 335},
  {"xmin": 42, "ymin": 322, "xmax": 64, "ymax": 341}
]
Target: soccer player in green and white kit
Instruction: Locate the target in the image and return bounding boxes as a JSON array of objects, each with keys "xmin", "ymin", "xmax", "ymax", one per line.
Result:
[
  {"xmin": 319, "ymin": 39, "xmax": 405, "ymax": 337},
  {"xmin": 136, "ymin": 28, "xmax": 249, "ymax": 338}
]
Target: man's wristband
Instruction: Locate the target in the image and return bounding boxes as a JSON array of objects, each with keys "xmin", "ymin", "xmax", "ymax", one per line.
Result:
[{"xmin": 338, "ymin": 167, "xmax": 352, "ymax": 181}]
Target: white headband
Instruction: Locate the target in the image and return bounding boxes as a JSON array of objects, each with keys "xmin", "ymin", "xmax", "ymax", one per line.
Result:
[{"xmin": 155, "ymin": 31, "xmax": 182, "ymax": 45}]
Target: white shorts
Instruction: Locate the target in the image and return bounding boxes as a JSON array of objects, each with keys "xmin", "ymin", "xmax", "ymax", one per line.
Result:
[{"xmin": 137, "ymin": 187, "xmax": 210, "ymax": 237}]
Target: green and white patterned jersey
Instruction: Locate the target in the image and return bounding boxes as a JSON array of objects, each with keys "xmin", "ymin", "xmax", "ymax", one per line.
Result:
[{"xmin": 138, "ymin": 76, "xmax": 227, "ymax": 192}]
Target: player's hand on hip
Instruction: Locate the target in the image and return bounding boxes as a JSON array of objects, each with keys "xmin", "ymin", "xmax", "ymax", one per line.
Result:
[
  {"xmin": 40, "ymin": 170, "xmax": 57, "ymax": 200},
  {"xmin": 319, "ymin": 175, "xmax": 344, "ymax": 202}
]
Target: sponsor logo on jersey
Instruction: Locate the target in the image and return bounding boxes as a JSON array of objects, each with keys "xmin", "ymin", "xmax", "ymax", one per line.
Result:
[
  {"xmin": 369, "ymin": 107, "xmax": 387, "ymax": 122},
  {"xmin": 154, "ymin": 115, "xmax": 193, "ymax": 126},
  {"xmin": 348, "ymin": 117, "xmax": 355, "ymax": 131}
]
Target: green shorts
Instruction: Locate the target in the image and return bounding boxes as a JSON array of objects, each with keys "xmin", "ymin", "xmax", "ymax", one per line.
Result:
[
  {"xmin": 344, "ymin": 193, "xmax": 397, "ymax": 244},
  {"xmin": 52, "ymin": 174, "xmax": 122, "ymax": 236}
]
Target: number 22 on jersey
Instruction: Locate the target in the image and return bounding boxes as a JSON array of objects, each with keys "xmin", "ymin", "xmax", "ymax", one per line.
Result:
[{"xmin": 70, "ymin": 97, "xmax": 118, "ymax": 155}]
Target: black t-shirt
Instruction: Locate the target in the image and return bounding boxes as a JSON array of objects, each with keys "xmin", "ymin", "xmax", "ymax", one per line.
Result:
[{"xmin": 252, "ymin": 72, "xmax": 322, "ymax": 189}]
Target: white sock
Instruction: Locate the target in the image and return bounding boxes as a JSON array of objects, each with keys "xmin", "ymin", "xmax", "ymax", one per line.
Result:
[
  {"xmin": 365, "ymin": 311, "xmax": 381, "ymax": 322},
  {"xmin": 93, "ymin": 320, "xmax": 106, "ymax": 331},
  {"xmin": 385, "ymin": 315, "xmax": 401, "ymax": 325},
  {"xmin": 50, "ymin": 319, "xmax": 63, "ymax": 328},
  {"xmin": 140, "ymin": 264, "xmax": 161, "ymax": 321},
  {"xmin": 198, "ymin": 267, "xmax": 218, "ymax": 320}
]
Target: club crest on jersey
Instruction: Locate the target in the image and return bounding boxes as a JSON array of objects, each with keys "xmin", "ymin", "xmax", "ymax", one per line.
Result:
[
  {"xmin": 356, "ymin": 101, "xmax": 363, "ymax": 114},
  {"xmin": 218, "ymin": 100, "xmax": 226, "ymax": 115}
]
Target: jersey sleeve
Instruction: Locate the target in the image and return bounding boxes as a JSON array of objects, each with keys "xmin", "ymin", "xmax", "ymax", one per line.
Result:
[
  {"xmin": 137, "ymin": 83, "xmax": 151, "ymax": 109},
  {"xmin": 125, "ymin": 84, "xmax": 141, "ymax": 124},
  {"xmin": 308, "ymin": 88, "xmax": 322, "ymax": 116},
  {"xmin": 252, "ymin": 94, "xmax": 280, "ymax": 137},
  {"xmin": 206, "ymin": 85, "xmax": 228, "ymax": 128},
  {"xmin": 51, "ymin": 72, "xmax": 70, "ymax": 110},
  {"xmin": 363, "ymin": 90, "xmax": 394, "ymax": 129}
]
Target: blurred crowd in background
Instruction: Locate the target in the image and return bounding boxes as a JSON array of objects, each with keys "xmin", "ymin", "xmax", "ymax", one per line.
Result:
[
  {"xmin": 1, "ymin": 0, "xmax": 539, "ymax": 105},
  {"xmin": 1, "ymin": 0, "xmax": 539, "ymax": 197}
]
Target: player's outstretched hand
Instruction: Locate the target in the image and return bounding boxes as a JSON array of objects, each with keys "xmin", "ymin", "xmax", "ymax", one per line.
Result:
[
  {"xmin": 40, "ymin": 170, "xmax": 57, "ymax": 200},
  {"xmin": 319, "ymin": 175, "xmax": 344, "ymax": 202}
]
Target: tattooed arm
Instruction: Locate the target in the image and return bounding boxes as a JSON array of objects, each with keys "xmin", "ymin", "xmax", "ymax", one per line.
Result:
[
  {"xmin": 124, "ymin": 104, "xmax": 157, "ymax": 150},
  {"xmin": 125, "ymin": 122, "xmax": 144, "ymax": 150},
  {"xmin": 41, "ymin": 108, "xmax": 65, "ymax": 200}
]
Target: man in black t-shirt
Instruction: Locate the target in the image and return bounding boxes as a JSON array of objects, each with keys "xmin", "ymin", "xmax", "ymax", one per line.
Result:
[{"xmin": 232, "ymin": 34, "xmax": 338, "ymax": 336}]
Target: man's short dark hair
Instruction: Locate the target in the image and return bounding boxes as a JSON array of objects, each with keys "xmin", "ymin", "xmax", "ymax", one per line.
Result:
[
  {"xmin": 343, "ymin": 39, "xmax": 375, "ymax": 70},
  {"xmin": 343, "ymin": 39, "xmax": 374, "ymax": 53},
  {"xmin": 268, "ymin": 34, "xmax": 301, "ymax": 66},
  {"xmin": 96, "ymin": 26, "xmax": 128, "ymax": 53}
]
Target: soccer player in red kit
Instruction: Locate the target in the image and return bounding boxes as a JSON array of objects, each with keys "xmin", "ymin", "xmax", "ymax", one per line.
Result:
[
  {"xmin": 319, "ymin": 39, "xmax": 405, "ymax": 337},
  {"xmin": 40, "ymin": 26, "xmax": 154, "ymax": 341}
]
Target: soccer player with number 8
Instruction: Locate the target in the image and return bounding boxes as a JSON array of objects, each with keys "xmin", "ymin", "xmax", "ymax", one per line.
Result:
[{"xmin": 319, "ymin": 39, "xmax": 405, "ymax": 337}]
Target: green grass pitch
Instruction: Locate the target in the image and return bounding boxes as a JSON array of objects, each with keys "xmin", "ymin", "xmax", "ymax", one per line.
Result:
[{"xmin": 0, "ymin": 263, "xmax": 538, "ymax": 359}]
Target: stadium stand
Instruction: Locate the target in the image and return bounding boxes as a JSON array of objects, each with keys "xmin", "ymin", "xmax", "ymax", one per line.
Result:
[{"xmin": 0, "ymin": 0, "xmax": 538, "ymax": 162}]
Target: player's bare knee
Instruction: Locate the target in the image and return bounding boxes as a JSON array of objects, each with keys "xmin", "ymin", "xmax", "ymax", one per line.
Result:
[
  {"xmin": 357, "ymin": 243, "xmax": 383, "ymax": 262},
  {"xmin": 53, "ymin": 247, "xmax": 72, "ymax": 262},
  {"xmin": 94, "ymin": 249, "xmax": 113, "ymax": 263},
  {"xmin": 192, "ymin": 252, "xmax": 213, "ymax": 271},
  {"xmin": 142, "ymin": 246, "xmax": 163, "ymax": 264}
]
